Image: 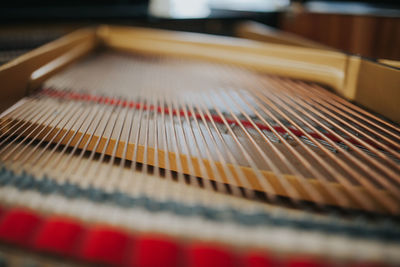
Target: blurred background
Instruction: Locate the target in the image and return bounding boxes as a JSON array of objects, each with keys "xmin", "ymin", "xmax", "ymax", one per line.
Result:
[{"xmin": 0, "ymin": 0, "xmax": 399, "ymax": 66}]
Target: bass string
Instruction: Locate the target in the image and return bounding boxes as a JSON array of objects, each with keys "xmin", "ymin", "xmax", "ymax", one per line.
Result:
[
  {"xmin": 169, "ymin": 81, "xmax": 229, "ymax": 207},
  {"xmin": 252, "ymin": 84, "xmax": 386, "ymax": 212},
  {"xmin": 285, "ymin": 79, "xmax": 400, "ymax": 170},
  {"xmin": 21, "ymin": 93, "xmax": 110, "ymax": 214},
  {"xmin": 276, "ymin": 82, "xmax": 400, "ymax": 211},
  {"xmin": 163, "ymin": 85, "xmax": 200, "ymax": 205},
  {"xmin": 195, "ymin": 98, "xmax": 256, "ymax": 199},
  {"xmin": 0, "ymin": 96, "xmax": 54, "ymax": 151},
  {"xmin": 89, "ymin": 96, "xmax": 128, "ymax": 190},
  {"xmin": 177, "ymin": 91, "xmax": 229, "ymax": 197},
  {"xmin": 309, "ymin": 82, "xmax": 400, "ymax": 138},
  {"xmin": 57, "ymin": 94, "xmax": 117, "ymax": 186},
  {"xmin": 99, "ymin": 97, "xmax": 132, "ymax": 192},
  {"xmin": 9, "ymin": 95, "xmax": 87, "ymax": 168},
  {"xmin": 251, "ymin": 79, "xmax": 397, "ymax": 213},
  {"xmin": 215, "ymin": 87, "xmax": 306, "ymax": 207},
  {"xmin": 184, "ymin": 92, "xmax": 239, "ymax": 197},
  {"xmin": 240, "ymin": 84, "xmax": 354, "ymax": 210},
  {"xmin": 277, "ymin": 78, "xmax": 400, "ymax": 184},
  {"xmin": 30, "ymin": 94, "xmax": 102, "ymax": 175},
  {"xmin": 150, "ymin": 87, "xmax": 190, "ymax": 204},
  {"xmin": 0, "ymin": 95, "xmax": 43, "ymax": 134},
  {"xmin": 128, "ymin": 88, "xmax": 149, "ymax": 197},
  {"xmin": 274, "ymin": 79, "xmax": 400, "ymax": 193},
  {"xmin": 204, "ymin": 91, "xmax": 282, "ymax": 203},
  {"xmin": 226, "ymin": 87, "xmax": 327, "ymax": 208},
  {"xmin": 46, "ymin": 94, "xmax": 111, "ymax": 183},
  {"xmin": 257, "ymin": 80, "xmax": 383, "ymax": 210},
  {"xmin": 0, "ymin": 97, "xmax": 75, "ymax": 164},
  {"xmin": 76, "ymin": 95, "xmax": 122, "ymax": 189}
]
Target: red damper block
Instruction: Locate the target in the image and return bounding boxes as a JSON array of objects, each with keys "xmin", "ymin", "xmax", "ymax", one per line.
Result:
[
  {"xmin": 187, "ymin": 242, "xmax": 236, "ymax": 267},
  {"xmin": 286, "ymin": 256, "xmax": 328, "ymax": 267},
  {"xmin": 33, "ymin": 216, "xmax": 85, "ymax": 256},
  {"xmin": 243, "ymin": 251, "xmax": 277, "ymax": 267},
  {"xmin": 0, "ymin": 208, "xmax": 42, "ymax": 246},
  {"xmin": 79, "ymin": 226, "xmax": 133, "ymax": 266},
  {"xmin": 130, "ymin": 234, "xmax": 181, "ymax": 267}
]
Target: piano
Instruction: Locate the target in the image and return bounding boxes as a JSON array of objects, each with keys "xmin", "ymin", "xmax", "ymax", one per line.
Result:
[{"xmin": 0, "ymin": 24, "xmax": 399, "ymax": 266}]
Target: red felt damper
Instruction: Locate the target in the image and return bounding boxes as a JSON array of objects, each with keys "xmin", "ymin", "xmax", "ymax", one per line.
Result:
[
  {"xmin": 349, "ymin": 263, "xmax": 386, "ymax": 267},
  {"xmin": 33, "ymin": 216, "xmax": 85, "ymax": 256},
  {"xmin": 243, "ymin": 251, "xmax": 276, "ymax": 267},
  {"xmin": 0, "ymin": 208, "xmax": 42, "ymax": 246},
  {"xmin": 286, "ymin": 256, "xmax": 327, "ymax": 267},
  {"xmin": 130, "ymin": 235, "xmax": 181, "ymax": 267},
  {"xmin": 79, "ymin": 226, "xmax": 132, "ymax": 265},
  {"xmin": 187, "ymin": 243, "xmax": 236, "ymax": 267}
]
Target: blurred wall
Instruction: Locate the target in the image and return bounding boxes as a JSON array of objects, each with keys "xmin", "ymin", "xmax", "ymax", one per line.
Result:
[{"xmin": 280, "ymin": 12, "xmax": 400, "ymax": 60}]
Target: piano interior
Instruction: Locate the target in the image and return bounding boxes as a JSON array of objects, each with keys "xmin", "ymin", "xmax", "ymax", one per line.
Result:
[{"xmin": 0, "ymin": 22, "xmax": 399, "ymax": 267}]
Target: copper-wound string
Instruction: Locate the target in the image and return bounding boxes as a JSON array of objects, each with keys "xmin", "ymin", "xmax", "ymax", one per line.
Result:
[
  {"xmin": 263, "ymin": 82, "xmax": 391, "ymax": 209},
  {"xmin": 201, "ymin": 93, "xmax": 278, "ymax": 201},
  {"xmin": 141, "ymin": 90, "xmax": 165, "ymax": 200},
  {"xmin": 273, "ymin": 79, "xmax": 400, "ymax": 205},
  {"xmin": 220, "ymin": 87, "xmax": 324, "ymax": 207},
  {"xmin": 215, "ymin": 88, "xmax": 302, "ymax": 206},
  {"xmin": 138, "ymin": 89, "xmax": 159, "ymax": 199},
  {"xmin": 185, "ymin": 94, "xmax": 234, "ymax": 195},
  {"xmin": 112, "ymin": 95, "xmax": 138, "ymax": 196},
  {"xmin": 34, "ymin": 97, "xmax": 102, "ymax": 176},
  {"xmin": 0, "ymin": 99, "xmax": 76, "ymax": 162},
  {"xmin": 181, "ymin": 92, "xmax": 230, "ymax": 196},
  {"xmin": 163, "ymin": 87, "xmax": 199, "ymax": 205},
  {"xmin": 50, "ymin": 95, "xmax": 110, "ymax": 182},
  {"xmin": 129, "ymin": 91, "xmax": 147, "ymax": 197},
  {"xmin": 229, "ymin": 87, "xmax": 326, "ymax": 207},
  {"xmin": 0, "ymin": 95, "xmax": 43, "ymax": 135},
  {"xmin": 309, "ymin": 83, "xmax": 400, "ymax": 137},
  {"xmin": 288, "ymin": 80, "xmax": 400, "ymax": 167},
  {"xmin": 0, "ymin": 97, "xmax": 55, "ymax": 150},
  {"xmin": 281, "ymin": 78, "xmax": 400, "ymax": 174},
  {"xmin": 156, "ymin": 88, "xmax": 177, "ymax": 201},
  {"xmin": 195, "ymin": 99, "xmax": 256, "ymax": 199},
  {"xmin": 11, "ymin": 95, "xmax": 89, "ymax": 167},
  {"xmin": 170, "ymin": 90, "xmax": 213, "ymax": 193},
  {"xmin": 278, "ymin": 79, "xmax": 400, "ymax": 184},
  {"xmin": 245, "ymin": 86, "xmax": 354, "ymax": 209},
  {"xmin": 306, "ymin": 83, "xmax": 400, "ymax": 152},
  {"xmin": 252, "ymin": 84, "xmax": 389, "ymax": 212},
  {"xmin": 70, "ymin": 95, "xmax": 118, "ymax": 187},
  {"xmin": 102, "ymin": 97, "xmax": 133, "ymax": 192},
  {"xmin": 84, "ymin": 96, "xmax": 126, "ymax": 188},
  {"xmin": 253, "ymin": 81, "xmax": 397, "ymax": 213},
  {"xmin": 95, "ymin": 98, "xmax": 131, "ymax": 190}
]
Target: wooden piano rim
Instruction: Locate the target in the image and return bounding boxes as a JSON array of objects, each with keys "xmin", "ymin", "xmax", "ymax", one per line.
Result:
[{"xmin": 0, "ymin": 25, "xmax": 399, "ymax": 122}]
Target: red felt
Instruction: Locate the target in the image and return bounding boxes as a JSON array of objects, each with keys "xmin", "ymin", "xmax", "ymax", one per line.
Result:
[
  {"xmin": 286, "ymin": 256, "xmax": 326, "ymax": 267},
  {"xmin": 130, "ymin": 235, "xmax": 180, "ymax": 267},
  {"xmin": 33, "ymin": 216, "xmax": 85, "ymax": 256},
  {"xmin": 349, "ymin": 263, "xmax": 386, "ymax": 267},
  {"xmin": 243, "ymin": 251, "xmax": 275, "ymax": 267},
  {"xmin": 79, "ymin": 226, "xmax": 132, "ymax": 265},
  {"xmin": 187, "ymin": 243, "xmax": 236, "ymax": 267},
  {"xmin": 0, "ymin": 208, "xmax": 42, "ymax": 246}
]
